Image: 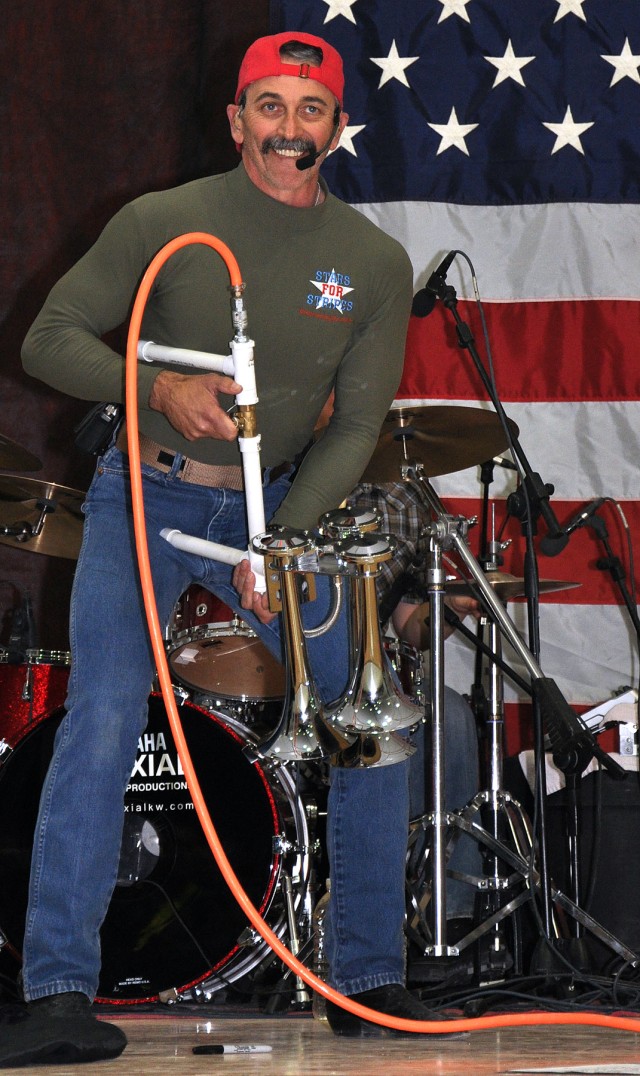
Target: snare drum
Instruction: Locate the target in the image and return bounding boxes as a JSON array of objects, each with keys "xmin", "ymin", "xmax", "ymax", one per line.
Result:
[
  {"xmin": 0, "ymin": 649, "xmax": 71, "ymax": 748},
  {"xmin": 168, "ymin": 586, "xmax": 285, "ymax": 704},
  {"xmin": 0, "ymin": 692, "xmax": 310, "ymax": 1003}
]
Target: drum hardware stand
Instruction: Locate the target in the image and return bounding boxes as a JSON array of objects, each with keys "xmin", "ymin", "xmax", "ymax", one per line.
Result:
[
  {"xmin": 0, "ymin": 501, "xmax": 53, "ymax": 545},
  {"xmin": 418, "ymin": 267, "xmax": 636, "ymax": 970},
  {"xmin": 472, "ymin": 497, "xmax": 527, "ymax": 976},
  {"xmin": 399, "ymin": 463, "xmax": 639, "ymax": 976},
  {"xmin": 234, "ymin": 795, "xmax": 326, "ymax": 1013},
  {"xmin": 469, "ymin": 458, "xmax": 512, "ymax": 729},
  {"xmin": 274, "ymin": 869, "xmax": 311, "ymax": 1009},
  {"xmin": 432, "ymin": 263, "xmax": 588, "ymax": 942}
]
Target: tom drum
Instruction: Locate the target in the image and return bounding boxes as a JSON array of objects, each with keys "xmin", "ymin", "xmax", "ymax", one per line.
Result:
[{"xmin": 168, "ymin": 586, "xmax": 285, "ymax": 709}]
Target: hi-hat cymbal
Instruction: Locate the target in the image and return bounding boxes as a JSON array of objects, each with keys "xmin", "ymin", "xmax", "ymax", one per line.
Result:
[
  {"xmin": 446, "ymin": 570, "xmax": 581, "ymax": 602},
  {"xmin": 0, "ymin": 433, "xmax": 42, "ymax": 472},
  {"xmin": 360, "ymin": 406, "xmax": 519, "ymax": 482},
  {"xmin": 0, "ymin": 476, "xmax": 85, "ymax": 559}
]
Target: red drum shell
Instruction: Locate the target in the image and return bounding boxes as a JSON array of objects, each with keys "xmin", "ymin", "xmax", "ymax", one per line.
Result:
[{"xmin": 0, "ymin": 650, "xmax": 71, "ymax": 748}]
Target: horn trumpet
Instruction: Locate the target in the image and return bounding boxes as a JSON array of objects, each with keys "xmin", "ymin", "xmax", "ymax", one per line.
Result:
[
  {"xmin": 247, "ymin": 527, "xmax": 355, "ymax": 763},
  {"xmin": 318, "ymin": 510, "xmax": 421, "ymax": 767}
]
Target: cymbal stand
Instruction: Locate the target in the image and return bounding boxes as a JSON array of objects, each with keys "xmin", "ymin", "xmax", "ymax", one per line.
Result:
[
  {"xmin": 407, "ymin": 490, "xmax": 535, "ymax": 968},
  {"xmin": 402, "ymin": 462, "xmax": 639, "ymax": 970},
  {"xmin": 469, "ymin": 460, "xmax": 494, "ymax": 724}
]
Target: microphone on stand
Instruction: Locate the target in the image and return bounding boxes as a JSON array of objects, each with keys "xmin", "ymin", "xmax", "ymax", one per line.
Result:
[
  {"xmin": 411, "ymin": 250, "xmax": 458, "ymax": 317},
  {"xmin": 492, "ymin": 455, "xmax": 519, "ymax": 472},
  {"xmin": 540, "ymin": 497, "xmax": 607, "ymax": 557}
]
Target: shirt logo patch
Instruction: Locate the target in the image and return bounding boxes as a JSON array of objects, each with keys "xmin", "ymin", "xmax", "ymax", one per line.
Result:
[{"xmin": 306, "ymin": 268, "xmax": 354, "ymax": 316}]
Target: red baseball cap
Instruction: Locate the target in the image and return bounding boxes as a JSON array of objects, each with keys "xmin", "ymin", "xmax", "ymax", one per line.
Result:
[{"xmin": 235, "ymin": 32, "xmax": 344, "ymax": 108}]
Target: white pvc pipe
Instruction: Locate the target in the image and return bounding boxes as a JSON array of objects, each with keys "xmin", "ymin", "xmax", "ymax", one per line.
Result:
[
  {"xmin": 149, "ymin": 335, "xmax": 267, "ymax": 592},
  {"xmin": 239, "ymin": 435, "xmax": 267, "ymax": 582},
  {"xmin": 230, "ymin": 338, "xmax": 257, "ymax": 405},
  {"xmin": 160, "ymin": 528, "xmax": 247, "ymax": 566},
  {"xmin": 137, "ymin": 339, "xmax": 235, "ymax": 375}
]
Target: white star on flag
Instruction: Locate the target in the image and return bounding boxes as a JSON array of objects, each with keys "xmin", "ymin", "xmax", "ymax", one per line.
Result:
[
  {"xmin": 321, "ymin": 0, "xmax": 359, "ymax": 24},
  {"xmin": 554, "ymin": 0, "xmax": 587, "ymax": 22},
  {"xmin": 370, "ymin": 40, "xmax": 419, "ymax": 88},
  {"xmin": 437, "ymin": 0, "xmax": 473, "ymax": 24},
  {"xmin": 428, "ymin": 107, "xmax": 479, "ymax": 155},
  {"xmin": 601, "ymin": 37, "xmax": 640, "ymax": 86},
  {"xmin": 485, "ymin": 39, "xmax": 536, "ymax": 87},
  {"xmin": 543, "ymin": 105, "xmax": 594, "ymax": 154},
  {"xmin": 334, "ymin": 124, "xmax": 366, "ymax": 156}
]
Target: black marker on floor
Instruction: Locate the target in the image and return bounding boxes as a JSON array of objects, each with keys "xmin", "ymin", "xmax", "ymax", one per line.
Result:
[{"xmin": 192, "ymin": 1043, "xmax": 273, "ymax": 1055}]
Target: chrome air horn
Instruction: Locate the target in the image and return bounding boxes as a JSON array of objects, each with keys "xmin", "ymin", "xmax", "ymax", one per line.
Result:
[
  {"xmin": 247, "ymin": 527, "xmax": 356, "ymax": 763},
  {"xmin": 319, "ymin": 508, "xmax": 421, "ymax": 767}
]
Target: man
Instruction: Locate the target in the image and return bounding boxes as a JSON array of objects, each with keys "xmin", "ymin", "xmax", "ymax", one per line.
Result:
[{"xmin": 4, "ymin": 32, "xmax": 445, "ymax": 1066}]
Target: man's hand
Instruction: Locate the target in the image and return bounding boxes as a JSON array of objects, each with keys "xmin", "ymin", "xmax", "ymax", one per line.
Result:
[
  {"xmin": 393, "ymin": 592, "xmax": 481, "ymax": 650},
  {"xmin": 232, "ymin": 558, "xmax": 278, "ymax": 625},
  {"xmin": 445, "ymin": 593, "xmax": 482, "ymax": 625},
  {"xmin": 149, "ymin": 369, "xmax": 242, "ymax": 441}
]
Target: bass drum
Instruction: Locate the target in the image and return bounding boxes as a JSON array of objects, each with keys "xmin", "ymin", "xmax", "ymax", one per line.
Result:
[{"xmin": 0, "ymin": 692, "xmax": 310, "ymax": 1003}]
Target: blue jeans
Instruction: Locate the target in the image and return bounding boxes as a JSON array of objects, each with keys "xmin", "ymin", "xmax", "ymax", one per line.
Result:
[{"xmin": 23, "ymin": 445, "xmax": 409, "ymax": 1000}]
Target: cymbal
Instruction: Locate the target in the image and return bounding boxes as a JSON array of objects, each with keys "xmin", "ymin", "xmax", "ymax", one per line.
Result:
[
  {"xmin": 0, "ymin": 476, "xmax": 85, "ymax": 559},
  {"xmin": 446, "ymin": 570, "xmax": 581, "ymax": 602},
  {"xmin": 360, "ymin": 406, "xmax": 519, "ymax": 482},
  {"xmin": 0, "ymin": 433, "xmax": 42, "ymax": 472}
]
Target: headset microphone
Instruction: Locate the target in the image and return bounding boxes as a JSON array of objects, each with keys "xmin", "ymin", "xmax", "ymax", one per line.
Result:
[{"xmin": 296, "ymin": 108, "xmax": 341, "ymax": 171}]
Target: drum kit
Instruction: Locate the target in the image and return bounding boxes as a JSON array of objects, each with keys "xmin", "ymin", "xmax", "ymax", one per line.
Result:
[{"xmin": 0, "ymin": 409, "xmax": 619, "ymax": 1008}]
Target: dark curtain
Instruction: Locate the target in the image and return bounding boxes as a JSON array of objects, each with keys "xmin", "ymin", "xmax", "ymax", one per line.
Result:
[{"xmin": 0, "ymin": 1, "xmax": 271, "ymax": 647}]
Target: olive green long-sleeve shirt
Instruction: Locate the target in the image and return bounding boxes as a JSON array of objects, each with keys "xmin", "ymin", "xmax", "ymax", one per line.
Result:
[{"xmin": 22, "ymin": 164, "xmax": 413, "ymax": 530}]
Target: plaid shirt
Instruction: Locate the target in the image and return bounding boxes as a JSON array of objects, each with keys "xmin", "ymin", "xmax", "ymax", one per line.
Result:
[{"xmin": 347, "ymin": 480, "xmax": 430, "ymax": 611}]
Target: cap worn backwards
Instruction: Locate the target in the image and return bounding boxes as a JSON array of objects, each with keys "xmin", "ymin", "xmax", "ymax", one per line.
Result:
[{"xmin": 235, "ymin": 31, "xmax": 344, "ymax": 107}]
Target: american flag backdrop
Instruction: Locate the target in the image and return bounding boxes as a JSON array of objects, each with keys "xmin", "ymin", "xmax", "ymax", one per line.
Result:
[{"xmin": 271, "ymin": 0, "xmax": 640, "ymax": 751}]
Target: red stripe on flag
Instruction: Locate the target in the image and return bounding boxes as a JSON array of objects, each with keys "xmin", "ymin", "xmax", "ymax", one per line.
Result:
[
  {"xmin": 401, "ymin": 300, "xmax": 640, "ymax": 403},
  {"xmin": 502, "ymin": 701, "xmax": 621, "ymax": 757}
]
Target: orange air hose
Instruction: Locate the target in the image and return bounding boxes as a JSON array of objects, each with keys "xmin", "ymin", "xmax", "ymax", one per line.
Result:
[{"xmin": 124, "ymin": 232, "xmax": 640, "ymax": 1036}]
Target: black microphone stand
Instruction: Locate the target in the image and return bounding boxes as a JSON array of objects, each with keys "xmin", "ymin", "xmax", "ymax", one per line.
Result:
[
  {"xmin": 433, "ymin": 277, "xmax": 628, "ymax": 968},
  {"xmin": 469, "ymin": 459, "xmax": 495, "ymax": 724},
  {"xmin": 590, "ymin": 514, "xmax": 640, "ymax": 649}
]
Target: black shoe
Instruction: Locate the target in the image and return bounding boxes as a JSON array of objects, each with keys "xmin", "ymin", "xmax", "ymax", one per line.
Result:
[
  {"xmin": 0, "ymin": 991, "xmax": 127, "ymax": 1067},
  {"xmin": 325, "ymin": 982, "xmax": 464, "ymax": 1039}
]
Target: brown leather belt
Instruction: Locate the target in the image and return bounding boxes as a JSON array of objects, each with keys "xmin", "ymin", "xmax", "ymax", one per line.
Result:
[{"xmin": 115, "ymin": 426, "xmax": 290, "ymax": 491}]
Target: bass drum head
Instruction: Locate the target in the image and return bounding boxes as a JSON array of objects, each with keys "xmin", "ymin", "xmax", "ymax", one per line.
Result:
[{"xmin": 0, "ymin": 693, "xmax": 308, "ymax": 1003}]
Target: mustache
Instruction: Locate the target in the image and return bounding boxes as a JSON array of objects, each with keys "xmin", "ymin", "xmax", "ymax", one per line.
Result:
[{"xmin": 261, "ymin": 135, "xmax": 316, "ymax": 156}]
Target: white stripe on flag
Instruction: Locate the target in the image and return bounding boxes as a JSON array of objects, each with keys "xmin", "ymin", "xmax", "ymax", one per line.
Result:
[
  {"xmin": 354, "ymin": 201, "xmax": 640, "ymax": 300},
  {"xmin": 401, "ymin": 399, "xmax": 640, "ymax": 502},
  {"xmin": 442, "ymin": 602, "xmax": 637, "ymax": 707}
]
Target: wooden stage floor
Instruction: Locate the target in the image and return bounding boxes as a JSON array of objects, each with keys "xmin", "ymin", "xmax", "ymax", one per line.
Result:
[{"xmin": 8, "ymin": 1006, "xmax": 640, "ymax": 1075}]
